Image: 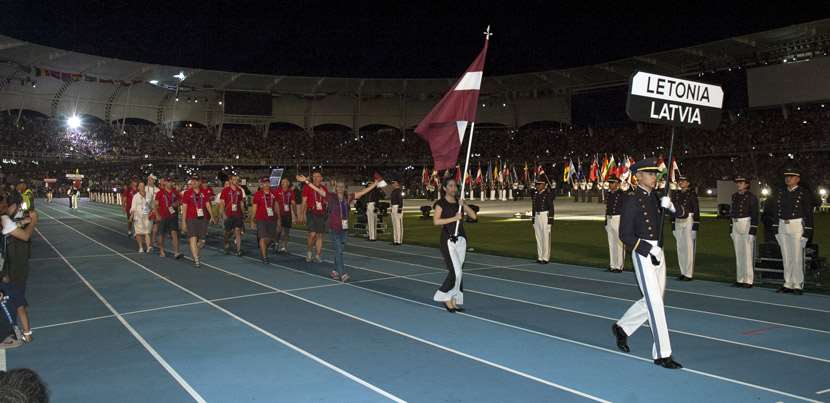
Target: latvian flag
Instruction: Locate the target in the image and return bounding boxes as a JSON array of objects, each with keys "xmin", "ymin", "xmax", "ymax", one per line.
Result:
[{"xmin": 415, "ymin": 33, "xmax": 489, "ymax": 171}]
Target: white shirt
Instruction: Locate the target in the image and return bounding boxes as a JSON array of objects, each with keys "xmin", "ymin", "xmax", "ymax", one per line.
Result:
[
  {"xmin": 1, "ymin": 215, "xmax": 17, "ymax": 236},
  {"xmin": 131, "ymin": 193, "xmax": 150, "ymax": 217},
  {"xmin": 146, "ymin": 185, "xmax": 160, "ymax": 207}
]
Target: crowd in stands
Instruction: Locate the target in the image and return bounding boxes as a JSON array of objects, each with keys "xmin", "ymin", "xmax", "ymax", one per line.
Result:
[{"xmin": 1, "ymin": 104, "xmax": 829, "ymax": 189}]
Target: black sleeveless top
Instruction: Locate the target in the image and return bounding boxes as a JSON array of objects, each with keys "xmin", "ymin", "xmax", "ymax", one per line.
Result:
[{"xmin": 436, "ymin": 198, "xmax": 466, "ymax": 240}]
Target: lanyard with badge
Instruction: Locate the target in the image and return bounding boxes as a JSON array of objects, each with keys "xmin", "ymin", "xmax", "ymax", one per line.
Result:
[
  {"xmin": 340, "ymin": 197, "xmax": 349, "ymax": 229},
  {"xmin": 313, "ymin": 188, "xmax": 323, "ymax": 211},
  {"xmin": 193, "ymin": 192, "xmax": 205, "ymax": 218},
  {"xmin": 230, "ymin": 188, "xmax": 239, "ymax": 213},
  {"xmin": 165, "ymin": 191, "xmax": 176, "ymax": 215},
  {"xmin": 142, "ymin": 194, "xmax": 151, "ymax": 215},
  {"xmin": 264, "ymin": 192, "xmax": 274, "ymax": 217},
  {"xmin": 282, "ymin": 190, "xmax": 291, "ymax": 212}
]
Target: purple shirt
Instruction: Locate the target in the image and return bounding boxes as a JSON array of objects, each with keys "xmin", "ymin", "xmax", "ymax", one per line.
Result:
[{"xmin": 326, "ymin": 193, "xmax": 355, "ymax": 232}]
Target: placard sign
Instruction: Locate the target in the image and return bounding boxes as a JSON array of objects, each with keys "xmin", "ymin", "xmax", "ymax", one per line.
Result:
[{"xmin": 626, "ymin": 71, "xmax": 724, "ymax": 130}]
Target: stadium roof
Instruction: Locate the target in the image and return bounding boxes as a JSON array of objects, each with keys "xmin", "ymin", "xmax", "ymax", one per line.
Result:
[{"xmin": 2, "ymin": 18, "xmax": 829, "ymax": 97}]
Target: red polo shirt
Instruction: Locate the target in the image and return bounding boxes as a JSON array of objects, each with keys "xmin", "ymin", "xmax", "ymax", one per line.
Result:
[
  {"xmin": 253, "ymin": 189, "xmax": 277, "ymax": 222},
  {"xmin": 182, "ymin": 188, "xmax": 210, "ymax": 220},
  {"xmin": 220, "ymin": 186, "xmax": 244, "ymax": 217},
  {"xmin": 155, "ymin": 188, "xmax": 180, "ymax": 219},
  {"xmin": 303, "ymin": 184, "xmax": 328, "ymax": 216},
  {"xmin": 122, "ymin": 188, "xmax": 135, "ymax": 212},
  {"xmin": 275, "ymin": 187, "xmax": 294, "ymax": 215}
]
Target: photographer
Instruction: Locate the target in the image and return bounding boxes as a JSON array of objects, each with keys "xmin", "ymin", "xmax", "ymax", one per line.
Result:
[{"xmin": 1, "ymin": 192, "xmax": 36, "ymax": 346}]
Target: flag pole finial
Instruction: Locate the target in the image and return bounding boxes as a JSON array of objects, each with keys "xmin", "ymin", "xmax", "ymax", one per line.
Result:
[{"xmin": 484, "ymin": 25, "xmax": 492, "ymax": 40}]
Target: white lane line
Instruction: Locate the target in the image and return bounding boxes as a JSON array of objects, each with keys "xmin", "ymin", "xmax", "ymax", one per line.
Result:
[
  {"xmin": 65, "ymin": 204, "xmax": 830, "ymax": 358},
  {"xmin": 816, "ymin": 388, "xmax": 830, "ymax": 395},
  {"xmin": 68, "ymin": 203, "xmax": 825, "ymax": 403},
  {"xmin": 33, "ymin": 285, "xmax": 344, "ymax": 331},
  {"xmin": 35, "ymin": 228, "xmax": 207, "ymax": 403},
  {"xmin": 291, "ymin": 226, "xmax": 830, "ymax": 312},
  {"xmin": 292, "ymin": 248, "xmax": 830, "ymax": 364},
  {"xmin": 286, "ymin": 233, "xmax": 830, "ymax": 335},
  {"xmin": 37, "ymin": 209, "xmax": 405, "ymax": 403},
  {"xmin": 46, "ymin": 205, "xmax": 610, "ymax": 402},
  {"xmin": 0, "ymin": 350, "xmax": 5, "ymax": 371}
]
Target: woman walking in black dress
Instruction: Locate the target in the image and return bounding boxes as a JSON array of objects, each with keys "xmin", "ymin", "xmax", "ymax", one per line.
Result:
[{"xmin": 433, "ymin": 177, "xmax": 477, "ymax": 312}]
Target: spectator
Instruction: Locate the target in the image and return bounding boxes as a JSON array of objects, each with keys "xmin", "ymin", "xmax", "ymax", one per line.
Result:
[{"xmin": 0, "ymin": 192, "xmax": 36, "ymax": 346}]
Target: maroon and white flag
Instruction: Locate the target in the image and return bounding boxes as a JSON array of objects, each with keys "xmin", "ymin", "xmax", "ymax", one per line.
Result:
[{"xmin": 415, "ymin": 29, "xmax": 490, "ymax": 171}]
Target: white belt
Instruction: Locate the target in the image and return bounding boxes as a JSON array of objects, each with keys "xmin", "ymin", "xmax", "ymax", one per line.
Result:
[
  {"xmin": 779, "ymin": 218, "xmax": 802, "ymax": 225},
  {"xmin": 732, "ymin": 217, "xmax": 750, "ymax": 222}
]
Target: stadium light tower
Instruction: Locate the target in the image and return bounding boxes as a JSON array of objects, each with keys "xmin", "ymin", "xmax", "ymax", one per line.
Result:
[{"xmin": 67, "ymin": 115, "xmax": 81, "ymax": 129}]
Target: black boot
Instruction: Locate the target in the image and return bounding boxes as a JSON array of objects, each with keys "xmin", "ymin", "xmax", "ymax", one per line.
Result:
[
  {"xmin": 654, "ymin": 356, "xmax": 683, "ymax": 369},
  {"xmin": 612, "ymin": 324, "xmax": 630, "ymax": 353}
]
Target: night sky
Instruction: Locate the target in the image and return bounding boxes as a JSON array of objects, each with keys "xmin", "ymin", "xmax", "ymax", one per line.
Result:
[{"xmin": 1, "ymin": 1, "xmax": 828, "ymax": 78}]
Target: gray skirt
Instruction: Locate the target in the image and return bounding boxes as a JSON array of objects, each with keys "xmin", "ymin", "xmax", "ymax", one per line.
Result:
[
  {"xmin": 307, "ymin": 213, "xmax": 328, "ymax": 233},
  {"xmin": 257, "ymin": 220, "xmax": 277, "ymax": 240},
  {"xmin": 186, "ymin": 218, "xmax": 208, "ymax": 239}
]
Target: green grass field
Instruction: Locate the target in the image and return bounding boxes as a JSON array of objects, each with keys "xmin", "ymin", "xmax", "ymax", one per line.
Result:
[{"xmin": 326, "ymin": 211, "xmax": 829, "ymax": 292}]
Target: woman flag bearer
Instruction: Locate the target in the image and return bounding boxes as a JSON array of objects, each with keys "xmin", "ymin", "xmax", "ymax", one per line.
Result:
[
  {"xmin": 730, "ymin": 175, "xmax": 759, "ymax": 288},
  {"xmin": 612, "ymin": 159, "xmax": 685, "ymax": 369},
  {"xmin": 433, "ymin": 177, "xmax": 477, "ymax": 313}
]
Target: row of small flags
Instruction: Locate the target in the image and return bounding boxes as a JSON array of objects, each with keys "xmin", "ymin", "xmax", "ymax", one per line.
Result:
[{"xmin": 420, "ymin": 155, "xmax": 681, "ymax": 187}]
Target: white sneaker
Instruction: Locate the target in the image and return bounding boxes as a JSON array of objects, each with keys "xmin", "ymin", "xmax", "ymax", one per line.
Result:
[
  {"xmin": 306, "ymin": 252, "xmax": 313, "ymax": 263},
  {"xmin": 138, "ymin": 247, "xmax": 144, "ymax": 253},
  {"xmin": 313, "ymin": 255, "xmax": 322, "ymax": 263}
]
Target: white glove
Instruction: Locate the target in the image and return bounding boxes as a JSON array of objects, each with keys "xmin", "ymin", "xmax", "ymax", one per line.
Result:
[
  {"xmin": 660, "ymin": 196, "xmax": 676, "ymax": 213},
  {"xmin": 649, "ymin": 245, "xmax": 664, "ymax": 261}
]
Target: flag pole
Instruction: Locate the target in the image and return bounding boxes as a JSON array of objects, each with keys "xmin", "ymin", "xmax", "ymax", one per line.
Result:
[
  {"xmin": 657, "ymin": 126, "xmax": 676, "ymax": 248},
  {"xmin": 454, "ymin": 122, "xmax": 475, "ymax": 237}
]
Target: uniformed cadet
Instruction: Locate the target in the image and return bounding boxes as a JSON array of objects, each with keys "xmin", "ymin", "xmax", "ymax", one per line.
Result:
[
  {"xmin": 612, "ymin": 159, "xmax": 685, "ymax": 369},
  {"xmin": 605, "ymin": 175, "xmax": 625, "ymax": 272},
  {"xmin": 389, "ymin": 177, "xmax": 404, "ymax": 246},
  {"xmin": 775, "ymin": 166, "xmax": 815, "ymax": 295},
  {"xmin": 365, "ymin": 180, "xmax": 382, "ymax": 242},
  {"xmin": 670, "ymin": 175, "xmax": 700, "ymax": 281},
  {"xmin": 531, "ymin": 177, "xmax": 555, "ymax": 264},
  {"xmin": 730, "ymin": 175, "xmax": 759, "ymax": 288}
]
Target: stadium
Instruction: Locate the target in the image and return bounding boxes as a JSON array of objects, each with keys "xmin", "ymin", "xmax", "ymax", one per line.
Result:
[{"xmin": 0, "ymin": 4, "xmax": 829, "ymax": 402}]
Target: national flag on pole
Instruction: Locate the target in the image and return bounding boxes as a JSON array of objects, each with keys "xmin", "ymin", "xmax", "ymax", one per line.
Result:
[
  {"xmin": 562, "ymin": 160, "xmax": 570, "ymax": 182},
  {"xmin": 421, "ymin": 166, "xmax": 429, "ymax": 186},
  {"xmin": 485, "ymin": 161, "xmax": 492, "ymax": 184},
  {"xmin": 454, "ymin": 165, "xmax": 462, "ymax": 183},
  {"xmin": 415, "ymin": 33, "xmax": 489, "ymax": 171},
  {"xmin": 670, "ymin": 158, "xmax": 681, "ymax": 183},
  {"xmin": 600, "ymin": 154, "xmax": 609, "ymax": 181},
  {"xmin": 523, "ymin": 162, "xmax": 529, "ymax": 184},
  {"xmin": 657, "ymin": 157, "xmax": 667, "ymax": 181},
  {"xmin": 607, "ymin": 155, "xmax": 616, "ymax": 180},
  {"xmin": 475, "ymin": 162, "xmax": 483, "ymax": 185},
  {"xmin": 589, "ymin": 157, "xmax": 599, "ymax": 182}
]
